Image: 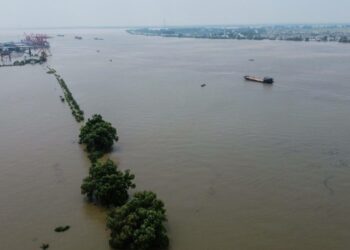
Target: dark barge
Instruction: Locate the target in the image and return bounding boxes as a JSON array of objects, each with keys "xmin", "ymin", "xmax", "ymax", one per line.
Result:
[{"xmin": 244, "ymin": 75, "xmax": 274, "ymax": 84}]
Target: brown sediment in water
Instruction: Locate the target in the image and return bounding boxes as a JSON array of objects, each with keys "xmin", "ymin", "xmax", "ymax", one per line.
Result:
[{"xmin": 2, "ymin": 31, "xmax": 350, "ymax": 250}]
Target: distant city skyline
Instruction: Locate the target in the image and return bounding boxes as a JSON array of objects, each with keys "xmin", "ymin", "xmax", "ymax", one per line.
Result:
[{"xmin": 0, "ymin": 0, "xmax": 350, "ymax": 28}]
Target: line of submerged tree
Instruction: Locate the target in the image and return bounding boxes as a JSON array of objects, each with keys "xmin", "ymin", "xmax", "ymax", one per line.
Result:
[
  {"xmin": 47, "ymin": 67, "xmax": 84, "ymax": 122},
  {"xmin": 79, "ymin": 114, "xmax": 169, "ymax": 250},
  {"xmin": 47, "ymin": 68, "xmax": 169, "ymax": 250}
]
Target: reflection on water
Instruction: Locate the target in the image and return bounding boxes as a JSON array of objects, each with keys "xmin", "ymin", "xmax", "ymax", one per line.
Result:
[{"xmin": 1, "ymin": 29, "xmax": 350, "ymax": 250}]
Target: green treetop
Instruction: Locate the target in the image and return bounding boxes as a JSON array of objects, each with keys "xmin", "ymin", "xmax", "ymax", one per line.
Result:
[
  {"xmin": 81, "ymin": 159, "xmax": 135, "ymax": 206},
  {"xmin": 107, "ymin": 191, "xmax": 169, "ymax": 250},
  {"xmin": 79, "ymin": 114, "xmax": 118, "ymax": 161}
]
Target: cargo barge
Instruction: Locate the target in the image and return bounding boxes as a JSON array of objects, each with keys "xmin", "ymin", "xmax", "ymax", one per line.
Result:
[{"xmin": 244, "ymin": 75, "xmax": 274, "ymax": 84}]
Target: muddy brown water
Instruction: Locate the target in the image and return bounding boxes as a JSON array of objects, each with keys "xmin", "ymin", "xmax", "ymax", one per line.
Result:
[{"xmin": 1, "ymin": 29, "xmax": 350, "ymax": 250}]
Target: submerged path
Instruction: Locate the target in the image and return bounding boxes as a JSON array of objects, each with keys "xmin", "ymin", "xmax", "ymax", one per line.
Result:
[{"xmin": 47, "ymin": 67, "xmax": 85, "ymax": 122}]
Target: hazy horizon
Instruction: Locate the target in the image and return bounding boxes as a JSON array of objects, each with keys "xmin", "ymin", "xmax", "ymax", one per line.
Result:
[
  {"xmin": 1, "ymin": 22, "xmax": 350, "ymax": 30},
  {"xmin": 0, "ymin": 0, "xmax": 350, "ymax": 28}
]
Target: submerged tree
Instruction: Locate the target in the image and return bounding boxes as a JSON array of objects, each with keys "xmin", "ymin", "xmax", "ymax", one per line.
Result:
[
  {"xmin": 81, "ymin": 159, "xmax": 135, "ymax": 206},
  {"xmin": 107, "ymin": 191, "xmax": 169, "ymax": 250},
  {"xmin": 79, "ymin": 114, "xmax": 118, "ymax": 161},
  {"xmin": 40, "ymin": 51, "xmax": 48, "ymax": 62}
]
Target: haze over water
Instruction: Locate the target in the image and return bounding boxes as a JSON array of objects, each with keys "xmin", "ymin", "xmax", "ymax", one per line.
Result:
[{"xmin": 1, "ymin": 29, "xmax": 350, "ymax": 249}]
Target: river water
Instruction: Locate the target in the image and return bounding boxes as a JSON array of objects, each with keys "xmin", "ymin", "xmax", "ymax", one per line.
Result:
[{"xmin": 1, "ymin": 29, "xmax": 350, "ymax": 250}]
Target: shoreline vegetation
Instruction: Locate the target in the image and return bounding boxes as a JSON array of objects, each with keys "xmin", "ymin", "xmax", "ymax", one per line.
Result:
[
  {"xmin": 46, "ymin": 67, "xmax": 169, "ymax": 249},
  {"xmin": 127, "ymin": 24, "xmax": 350, "ymax": 43},
  {"xmin": 0, "ymin": 51, "xmax": 48, "ymax": 67}
]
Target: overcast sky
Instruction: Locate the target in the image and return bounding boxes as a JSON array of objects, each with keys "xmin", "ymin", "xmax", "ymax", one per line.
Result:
[{"xmin": 1, "ymin": 0, "xmax": 350, "ymax": 28}]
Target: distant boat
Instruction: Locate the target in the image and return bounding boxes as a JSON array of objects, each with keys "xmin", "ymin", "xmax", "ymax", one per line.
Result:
[
  {"xmin": 75, "ymin": 36, "xmax": 83, "ymax": 40},
  {"xmin": 94, "ymin": 37, "xmax": 104, "ymax": 41},
  {"xmin": 57, "ymin": 34, "xmax": 65, "ymax": 37},
  {"xmin": 201, "ymin": 84, "xmax": 207, "ymax": 87},
  {"xmin": 244, "ymin": 75, "xmax": 274, "ymax": 84}
]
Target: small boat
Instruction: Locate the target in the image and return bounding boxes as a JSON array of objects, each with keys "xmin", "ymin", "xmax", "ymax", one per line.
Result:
[
  {"xmin": 244, "ymin": 75, "xmax": 274, "ymax": 84},
  {"xmin": 201, "ymin": 84, "xmax": 207, "ymax": 87},
  {"xmin": 75, "ymin": 36, "xmax": 83, "ymax": 40},
  {"xmin": 57, "ymin": 34, "xmax": 65, "ymax": 37}
]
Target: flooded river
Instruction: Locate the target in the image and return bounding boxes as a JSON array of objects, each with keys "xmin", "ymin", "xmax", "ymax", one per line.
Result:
[{"xmin": 1, "ymin": 29, "xmax": 350, "ymax": 250}]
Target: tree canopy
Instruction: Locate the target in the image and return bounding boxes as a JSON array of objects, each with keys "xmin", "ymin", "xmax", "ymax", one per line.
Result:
[
  {"xmin": 79, "ymin": 114, "xmax": 118, "ymax": 161},
  {"xmin": 81, "ymin": 159, "xmax": 135, "ymax": 206},
  {"xmin": 107, "ymin": 191, "xmax": 169, "ymax": 250}
]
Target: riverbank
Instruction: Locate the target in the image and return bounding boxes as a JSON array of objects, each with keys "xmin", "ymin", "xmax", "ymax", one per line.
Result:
[
  {"xmin": 127, "ymin": 25, "xmax": 350, "ymax": 43},
  {"xmin": 0, "ymin": 55, "xmax": 47, "ymax": 67}
]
